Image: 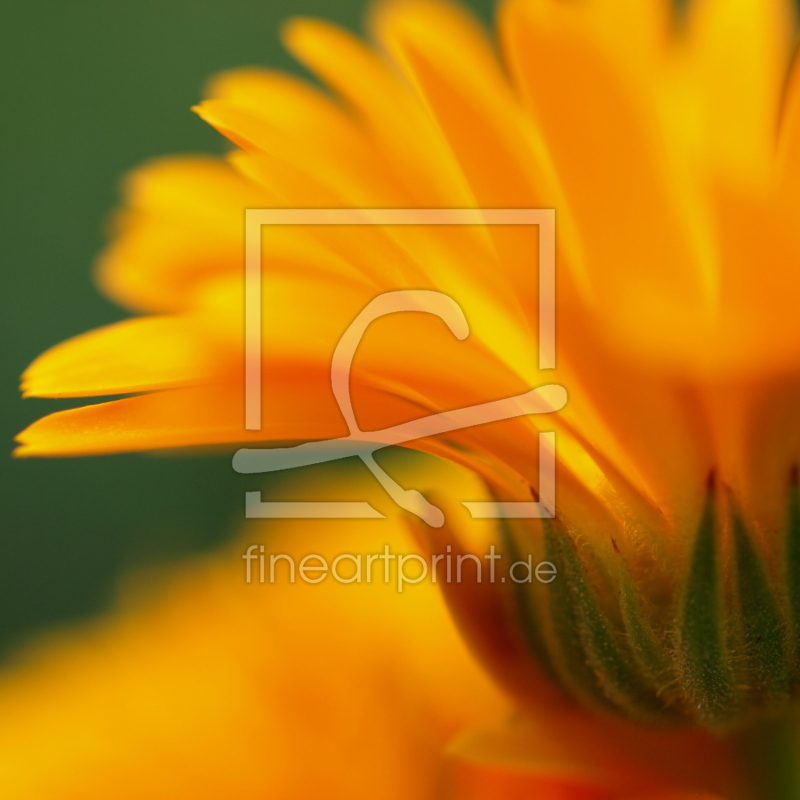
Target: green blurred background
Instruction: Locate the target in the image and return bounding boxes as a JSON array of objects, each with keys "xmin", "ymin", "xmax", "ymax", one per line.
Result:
[{"xmin": 0, "ymin": 0, "xmax": 494, "ymax": 659}]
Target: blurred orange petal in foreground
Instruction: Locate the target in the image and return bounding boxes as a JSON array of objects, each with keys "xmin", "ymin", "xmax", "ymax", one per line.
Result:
[{"xmin": 0, "ymin": 478, "xmax": 736, "ymax": 799}]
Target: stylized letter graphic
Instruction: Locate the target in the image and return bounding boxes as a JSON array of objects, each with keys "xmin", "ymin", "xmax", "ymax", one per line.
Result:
[{"xmin": 234, "ymin": 290, "xmax": 566, "ymax": 526}]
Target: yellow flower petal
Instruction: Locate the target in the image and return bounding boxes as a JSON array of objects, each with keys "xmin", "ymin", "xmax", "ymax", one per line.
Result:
[
  {"xmin": 685, "ymin": 0, "xmax": 794, "ymax": 185},
  {"xmin": 283, "ymin": 16, "xmax": 475, "ymax": 207},
  {"xmin": 776, "ymin": 47, "xmax": 800, "ymax": 210},
  {"xmin": 21, "ymin": 317, "xmax": 218, "ymax": 398},
  {"xmin": 501, "ymin": 0, "xmax": 714, "ymax": 328},
  {"xmin": 96, "ymin": 156, "xmax": 266, "ymax": 313}
]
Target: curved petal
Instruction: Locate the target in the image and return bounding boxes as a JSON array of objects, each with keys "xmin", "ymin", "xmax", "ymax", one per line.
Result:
[
  {"xmin": 194, "ymin": 97, "xmax": 405, "ymax": 208},
  {"xmin": 282, "ymin": 16, "xmax": 476, "ymax": 207},
  {"xmin": 21, "ymin": 317, "xmax": 219, "ymax": 398},
  {"xmin": 500, "ymin": 0, "xmax": 715, "ymax": 354},
  {"xmin": 448, "ymin": 715, "xmax": 735, "ymax": 800},
  {"xmin": 370, "ymin": 0, "xmax": 571, "ymax": 330},
  {"xmin": 776, "ymin": 45, "xmax": 800, "ymax": 216},
  {"xmin": 685, "ymin": 0, "xmax": 794, "ymax": 184},
  {"xmin": 96, "ymin": 156, "xmax": 267, "ymax": 313},
  {"xmin": 0, "ymin": 514, "xmax": 506, "ymax": 799}
]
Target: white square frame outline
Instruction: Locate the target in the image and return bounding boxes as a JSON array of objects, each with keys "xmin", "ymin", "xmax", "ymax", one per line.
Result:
[{"xmin": 240, "ymin": 208, "xmax": 558, "ymax": 522}]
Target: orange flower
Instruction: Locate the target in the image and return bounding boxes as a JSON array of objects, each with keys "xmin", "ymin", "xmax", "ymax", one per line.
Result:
[
  {"xmin": 15, "ymin": 0, "xmax": 800, "ymax": 772},
  {"xmin": 0, "ymin": 477, "xmax": 738, "ymax": 799},
  {"xmin": 18, "ymin": 0, "xmax": 800, "ymax": 524}
]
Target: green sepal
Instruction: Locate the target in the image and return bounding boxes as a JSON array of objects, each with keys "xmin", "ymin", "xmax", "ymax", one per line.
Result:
[
  {"xmin": 676, "ymin": 479, "xmax": 739, "ymax": 727},
  {"xmin": 497, "ymin": 517, "xmax": 560, "ymax": 686},
  {"xmin": 786, "ymin": 473, "xmax": 800, "ymax": 686},
  {"xmin": 731, "ymin": 508, "xmax": 789, "ymax": 708},
  {"xmin": 543, "ymin": 520, "xmax": 665, "ymax": 721},
  {"xmin": 617, "ymin": 554, "xmax": 677, "ymax": 698}
]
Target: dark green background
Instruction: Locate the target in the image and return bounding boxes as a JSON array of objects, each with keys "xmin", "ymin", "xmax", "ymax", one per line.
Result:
[{"xmin": 0, "ymin": 0, "xmax": 494, "ymax": 658}]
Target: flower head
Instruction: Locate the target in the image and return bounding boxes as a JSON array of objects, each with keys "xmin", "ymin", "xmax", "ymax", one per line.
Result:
[{"xmin": 17, "ymin": 0, "xmax": 800, "ymax": 731}]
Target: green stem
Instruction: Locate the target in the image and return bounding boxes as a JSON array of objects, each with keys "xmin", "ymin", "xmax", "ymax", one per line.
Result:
[{"xmin": 735, "ymin": 713, "xmax": 800, "ymax": 800}]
